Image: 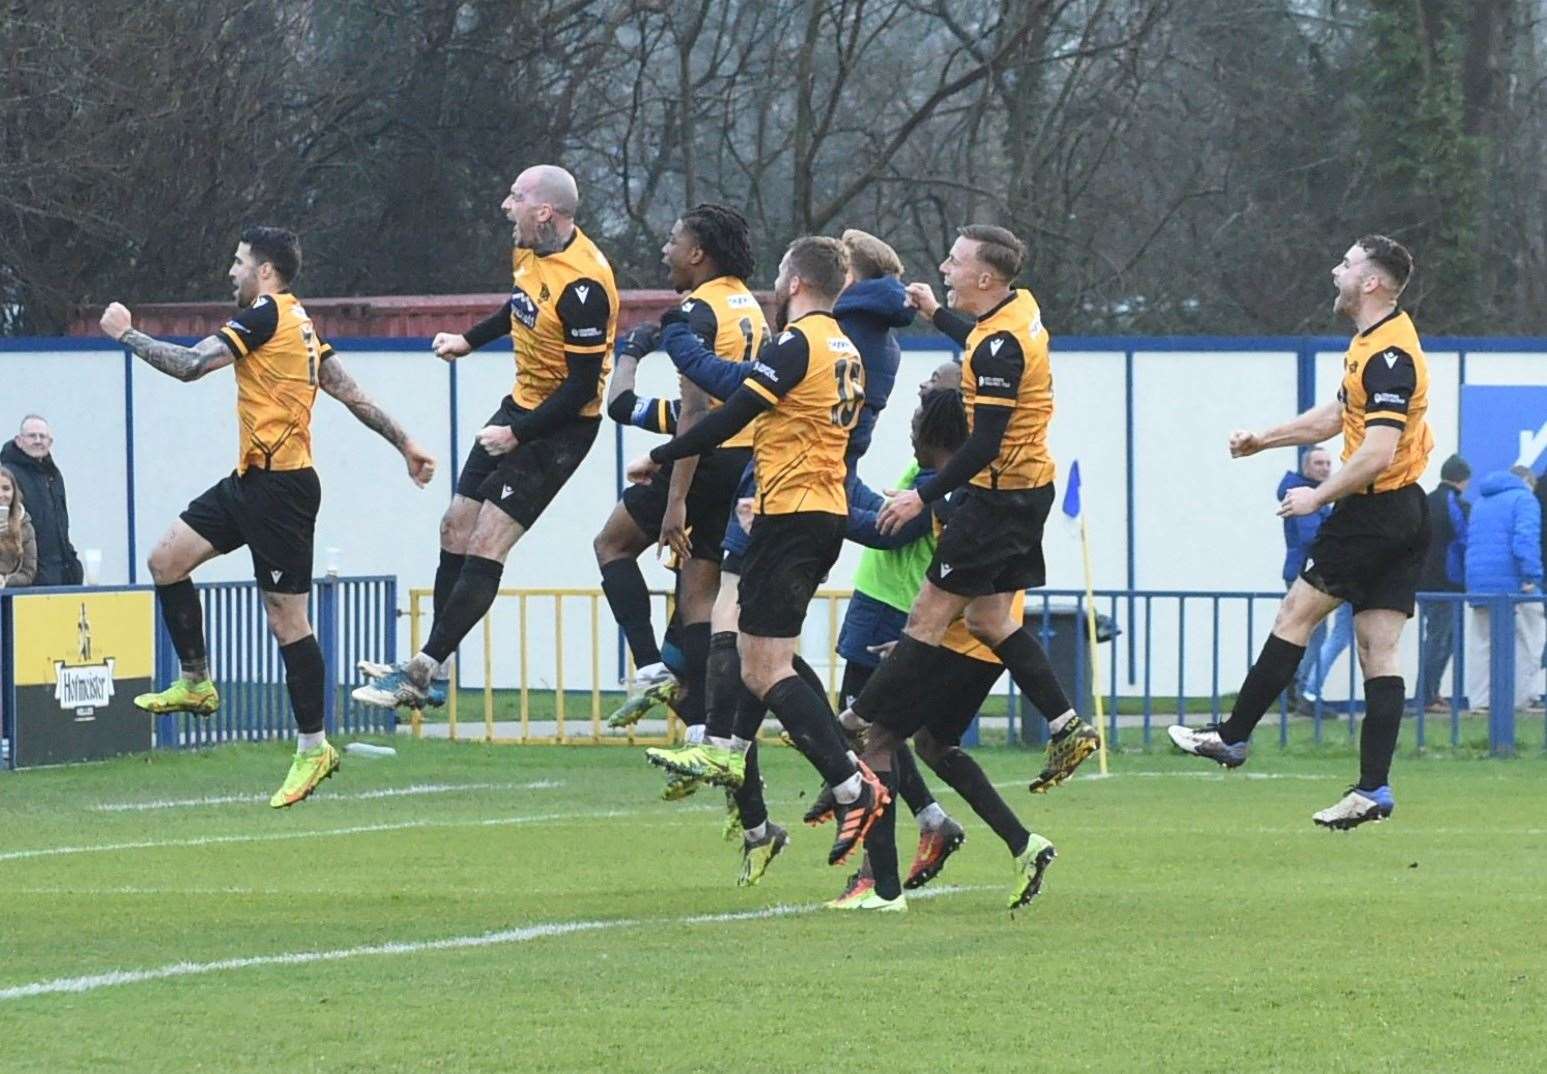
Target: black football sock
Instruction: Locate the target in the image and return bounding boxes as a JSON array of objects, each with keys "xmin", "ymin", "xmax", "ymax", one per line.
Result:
[
  {"xmin": 732, "ymin": 684, "xmax": 766, "ymax": 741},
  {"xmin": 850, "ymin": 635, "xmax": 942, "ymax": 723},
  {"xmin": 791, "ymin": 655, "xmax": 829, "ymax": 703},
  {"xmin": 1359, "ymin": 676, "xmax": 1405, "ymax": 790},
  {"xmin": 423, "ymin": 556, "xmax": 504, "ymax": 665},
  {"xmin": 433, "ymin": 549, "xmax": 465, "ymax": 621},
  {"xmin": 703, "ymin": 631, "xmax": 740, "ymax": 740},
  {"xmin": 676, "ymin": 622, "xmax": 711, "ymax": 729},
  {"xmin": 990, "ymin": 628, "xmax": 1074, "ymax": 726},
  {"xmin": 600, "ymin": 559, "xmax": 661, "ymax": 668},
  {"xmin": 895, "ymin": 743, "xmax": 934, "ymax": 816},
  {"xmin": 155, "ymin": 580, "xmax": 208, "ymax": 681},
  {"xmin": 762, "ymin": 675, "xmax": 855, "ymax": 787},
  {"xmin": 279, "ymin": 634, "xmax": 327, "ymax": 735},
  {"xmin": 1218, "ymin": 634, "xmax": 1307, "ymax": 745},
  {"xmin": 863, "ymin": 768, "xmax": 902, "ymax": 900},
  {"xmin": 733, "ymin": 740, "xmax": 769, "ymax": 832},
  {"xmin": 931, "ymin": 746, "xmax": 1031, "ymax": 855},
  {"xmin": 839, "ymin": 660, "xmax": 874, "ymax": 710}
]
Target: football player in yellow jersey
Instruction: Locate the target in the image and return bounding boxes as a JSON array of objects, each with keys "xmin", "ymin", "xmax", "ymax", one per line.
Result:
[
  {"xmin": 355, "ymin": 165, "xmax": 618, "ymax": 710},
  {"xmin": 830, "ymin": 225, "xmax": 1076, "ymax": 877},
  {"xmin": 628, "ymin": 237, "xmax": 891, "ymax": 870},
  {"xmin": 1170, "ymin": 235, "xmax": 1431, "ymax": 830},
  {"xmin": 592, "ymin": 205, "xmax": 765, "ymax": 747},
  {"xmin": 99, "ymin": 226, "xmax": 436, "ymax": 807}
]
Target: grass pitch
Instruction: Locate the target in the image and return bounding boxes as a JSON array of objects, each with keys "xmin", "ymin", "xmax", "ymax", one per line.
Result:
[{"xmin": 1, "ymin": 738, "xmax": 1544, "ymax": 1073}]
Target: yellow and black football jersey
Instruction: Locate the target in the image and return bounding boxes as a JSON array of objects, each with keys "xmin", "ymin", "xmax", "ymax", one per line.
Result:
[
  {"xmin": 507, "ymin": 227, "xmax": 618, "ymax": 415},
  {"xmin": 679, "ymin": 275, "xmax": 769, "ymax": 449},
  {"xmin": 743, "ymin": 312, "xmax": 864, "ymax": 516},
  {"xmin": 1337, "ymin": 309, "xmax": 1433, "ymax": 493},
  {"xmin": 961, "ymin": 290, "xmax": 1056, "ymax": 490},
  {"xmin": 216, "ymin": 291, "xmax": 331, "ymax": 474}
]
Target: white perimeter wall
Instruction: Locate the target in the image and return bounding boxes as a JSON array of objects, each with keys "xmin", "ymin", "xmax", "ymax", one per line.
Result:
[{"xmin": 4, "ymin": 337, "xmax": 1535, "ymax": 703}]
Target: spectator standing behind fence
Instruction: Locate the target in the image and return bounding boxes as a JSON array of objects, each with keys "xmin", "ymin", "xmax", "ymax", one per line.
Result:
[
  {"xmin": 0, "ymin": 416, "xmax": 82, "ymax": 586},
  {"xmin": 1416, "ymin": 454, "xmax": 1470, "ymax": 710},
  {"xmin": 1278, "ymin": 447, "xmax": 1352, "ymax": 710},
  {"xmin": 0, "ymin": 466, "xmax": 38, "ymax": 587},
  {"xmin": 1463, "ymin": 465, "xmax": 1544, "ymax": 710},
  {"xmin": 1537, "ymin": 471, "xmax": 1547, "ymax": 706}
]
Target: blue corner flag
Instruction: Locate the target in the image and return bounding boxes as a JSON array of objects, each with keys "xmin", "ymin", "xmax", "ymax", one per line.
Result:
[{"xmin": 1061, "ymin": 460, "xmax": 1082, "ymax": 519}]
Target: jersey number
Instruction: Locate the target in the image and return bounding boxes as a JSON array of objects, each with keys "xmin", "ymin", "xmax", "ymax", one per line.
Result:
[
  {"xmin": 830, "ymin": 358, "xmax": 864, "ymax": 428},
  {"xmin": 300, "ymin": 324, "xmax": 320, "ymax": 385},
  {"xmin": 738, "ymin": 317, "xmax": 768, "ymax": 363}
]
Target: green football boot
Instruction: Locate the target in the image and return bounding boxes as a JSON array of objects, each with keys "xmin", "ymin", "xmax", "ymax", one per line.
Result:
[
  {"xmin": 644, "ymin": 743, "xmax": 745, "ymax": 788},
  {"xmin": 1008, "ymin": 834, "xmax": 1057, "ymax": 910},
  {"xmin": 736, "ymin": 822, "xmax": 789, "ymax": 888},
  {"xmin": 269, "ymin": 743, "xmax": 341, "ymax": 809},
  {"xmin": 660, "ymin": 772, "xmax": 703, "ymax": 801},
  {"xmin": 134, "ymin": 678, "xmax": 220, "ymax": 716}
]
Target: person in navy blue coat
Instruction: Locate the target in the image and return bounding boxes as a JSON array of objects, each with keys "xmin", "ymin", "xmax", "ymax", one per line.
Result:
[
  {"xmin": 1463, "ymin": 466, "xmax": 1544, "ymax": 708},
  {"xmin": 1278, "ymin": 447, "xmax": 1352, "ymax": 707},
  {"xmin": 833, "ymin": 229, "xmax": 915, "ymax": 464},
  {"xmin": 1416, "ymin": 454, "xmax": 1470, "ymax": 709}
]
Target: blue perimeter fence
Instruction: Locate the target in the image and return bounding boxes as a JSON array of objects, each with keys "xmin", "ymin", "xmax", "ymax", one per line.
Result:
[
  {"xmin": 1024, "ymin": 588, "xmax": 1544, "ymax": 757},
  {"xmin": 0, "ymin": 575, "xmax": 396, "ymax": 767},
  {"xmin": 5, "ymin": 578, "xmax": 1541, "ymax": 763},
  {"xmin": 152, "ymin": 575, "xmax": 398, "ymax": 748}
]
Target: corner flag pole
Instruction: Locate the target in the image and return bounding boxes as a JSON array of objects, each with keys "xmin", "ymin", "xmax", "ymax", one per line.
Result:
[{"xmin": 1078, "ymin": 517, "xmax": 1110, "ymax": 776}]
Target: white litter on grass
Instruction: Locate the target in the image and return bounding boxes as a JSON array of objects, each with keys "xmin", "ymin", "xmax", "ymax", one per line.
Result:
[
  {"xmin": 0, "ymin": 885, "xmax": 992, "ymax": 1002},
  {"xmin": 91, "ymin": 780, "xmax": 562, "ymax": 813}
]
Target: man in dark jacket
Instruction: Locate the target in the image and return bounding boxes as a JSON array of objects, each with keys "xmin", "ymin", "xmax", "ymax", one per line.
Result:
[
  {"xmin": 0, "ymin": 415, "xmax": 82, "ymax": 586},
  {"xmin": 1417, "ymin": 454, "xmax": 1470, "ymax": 709},
  {"xmin": 1278, "ymin": 447, "xmax": 1350, "ymax": 705}
]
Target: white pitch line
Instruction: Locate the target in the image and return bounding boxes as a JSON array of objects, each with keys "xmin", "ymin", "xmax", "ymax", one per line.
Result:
[
  {"xmin": 0, "ymin": 884, "xmax": 992, "ymax": 1002},
  {"xmin": 0, "ymin": 807, "xmax": 645, "ymax": 864},
  {"xmin": 91, "ymin": 780, "xmax": 563, "ymax": 813}
]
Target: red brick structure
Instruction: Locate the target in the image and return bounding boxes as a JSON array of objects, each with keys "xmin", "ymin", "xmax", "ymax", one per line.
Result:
[{"xmin": 69, "ymin": 290, "xmax": 773, "ymax": 339}]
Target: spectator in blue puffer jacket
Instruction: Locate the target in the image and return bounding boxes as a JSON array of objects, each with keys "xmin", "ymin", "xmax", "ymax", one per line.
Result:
[
  {"xmin": 834, "ymin": 229, "xmax": 914, "ymax": 465},
  {"xmin": 1278, "ymin": 447, "xmax": 1352, "ymax": 708},
  {"xmin": 1464, "ymin": 466, "xmax": 1544, "ymax": 709}
]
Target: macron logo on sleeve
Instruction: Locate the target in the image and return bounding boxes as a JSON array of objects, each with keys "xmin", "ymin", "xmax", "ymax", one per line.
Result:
[
  {"xmin": 989, "ymin": 339, "xmax": 1004, "ymax": 356},
  {"xmin": 575, "ymin": 285, "xmax": 590, "ymax": 304}
]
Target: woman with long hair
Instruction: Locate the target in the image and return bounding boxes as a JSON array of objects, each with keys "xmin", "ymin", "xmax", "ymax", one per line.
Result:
[{"xmin": 0, "ymin": 465, "xmax": 38, "ymax": 587}]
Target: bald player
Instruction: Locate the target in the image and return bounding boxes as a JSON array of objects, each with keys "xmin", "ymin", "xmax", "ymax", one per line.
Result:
[{"xmin": 356, "ymin": 165, "xmax": 619, "ymax": 708}]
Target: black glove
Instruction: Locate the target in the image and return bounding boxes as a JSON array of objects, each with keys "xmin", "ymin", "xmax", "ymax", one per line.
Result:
[
  {"xmin": 617, "ymin": 322, "xmax": 661, "ymax": 360},
  {"xmin": 658, "ymin": 308, "xmax": 691, "ymax": 330}
]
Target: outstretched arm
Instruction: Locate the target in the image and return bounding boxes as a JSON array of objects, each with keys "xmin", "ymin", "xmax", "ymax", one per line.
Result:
[
  {"xmin": 659, "ymin": 319, "xmax": 751, "ymax": 400},
  {"xmin": 1229, "ymin": 400, "xmax": 1343, "ymax": 457},
  {"xmin": 103, "ymin": 302, "xmax": 234, "ymax": 382},
  {"xmin": 318, "ymin": 353, "xmax": 436, "ymax": 487}
]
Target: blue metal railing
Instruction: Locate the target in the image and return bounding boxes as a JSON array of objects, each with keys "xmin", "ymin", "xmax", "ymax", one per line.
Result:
[
  {"xmin": 1005, "ymin": 588, "xmax": 1543, "ymax": 757},
  {"xmin": 152, "ymin": 574, "xmax": 397, "ymax": 748}
]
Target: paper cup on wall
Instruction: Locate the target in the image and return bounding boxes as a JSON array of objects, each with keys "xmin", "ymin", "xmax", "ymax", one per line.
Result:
[{"xmin": 83, "ymin": 548, "xmax": 102, "ymax": 585}]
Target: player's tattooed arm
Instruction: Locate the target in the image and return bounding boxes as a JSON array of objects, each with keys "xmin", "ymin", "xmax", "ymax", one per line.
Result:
[
  {"xmin": 317, "ymin": 356, "xmax": 408, "ymax": 449},
  {"xmin": 319, "ymin": 356, "xmax": 436, "ymax": 486},
  {"xmin": 100, "ymin": 302, "xmax": 232, "ymax": 382},
  {"xmin": 119, "ymin": 332, "xmax": 234, "ymax": 382}
]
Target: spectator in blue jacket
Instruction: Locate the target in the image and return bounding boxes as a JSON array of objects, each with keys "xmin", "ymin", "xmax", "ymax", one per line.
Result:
[
  {"xmin": 1416, "ymin": 454, "xmax": 1470, "ymax": 709},
  {"xmin": 834, "ymin": 229, "xmax": 914, "ymax": 464},
  {"xmin": 1278, "ymin": 447, "xmax": 1352, "ymax": 708},
  {"xmin": 1464, "ymin": 466, "xmax": 1544, "ymax": 709}
]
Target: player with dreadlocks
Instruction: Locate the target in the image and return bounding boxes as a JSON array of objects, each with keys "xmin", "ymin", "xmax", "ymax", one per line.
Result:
[{"xmin": 593, "ymin": 204, "xmax": 768, "ymax": 762}]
